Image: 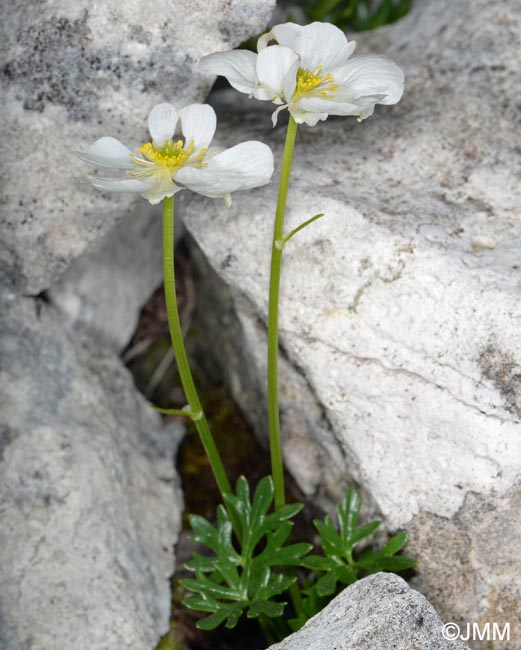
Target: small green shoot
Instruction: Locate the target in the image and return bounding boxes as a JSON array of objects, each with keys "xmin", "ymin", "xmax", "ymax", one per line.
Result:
[{"xmin": 289, "ymin": 487, "xmax": 416, "ymax": 630}]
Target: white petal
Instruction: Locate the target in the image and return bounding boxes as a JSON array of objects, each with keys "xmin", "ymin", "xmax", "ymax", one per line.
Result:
[
  {"xmin": 180, "ymin": 103, "xmax": 216, "ymax": 152},
  {"xmin": 74, "ymin": 137, "xmax": 133, "ymax": 169},
  {"xmin": 204, "ymin": 145, "xmax": 226, "ymax": 159},
  {"xmin": 297, "ymin": 96, "xmax": 377, "ymax": 116},
  {"xmin": 282, "ymin": 64, "xmax": 298, "ymax": 103},
  {"xmin": 174, "ymin": 141, "xmax": 274, "ymax": 198},
  {"xmin": 289, "ymin": 106, "xmax": 328, "ymax": 127},
  {"xmin": 254, "ymin": 45, "xmax": 299, "ymax": 102},
  {"xmin": 199, "ymin": 50, "xmax": 257, "ymax": 95},
  {"xmin": 271, "ymin": 22, "xmax": 356, "ymax": 73},
  {"xmin": 86, "ymin": 175, "xmax": 151, "ymax": 193},
  {"xmin": 334, "ymin": 54, "xmax": 404, "ymax": 105},
  {"xmin": 88, "ymin": 171, "xmax": 180, "ymax": 205},
  {"xmin": 148, "ymin": 103, "xmax": 179, "ymax": 146}
]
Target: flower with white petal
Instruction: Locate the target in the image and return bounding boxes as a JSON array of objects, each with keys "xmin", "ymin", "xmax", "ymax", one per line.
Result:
[
  {"xmin": 74, "ymin": 102, "xmax": 274, "ymax": 205},
  {"xmin": 200, "ymin": 21, "xmax": 404, "ymax": 127}
]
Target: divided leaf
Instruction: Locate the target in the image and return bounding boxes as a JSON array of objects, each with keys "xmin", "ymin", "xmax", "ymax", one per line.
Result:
[
  {"xmin": 301, "ymin": 487, "xmax": 416, "ymax": 624},
  {"xmin": 181, "ymin": 475, "xmax": 309, "ymax": 631}
]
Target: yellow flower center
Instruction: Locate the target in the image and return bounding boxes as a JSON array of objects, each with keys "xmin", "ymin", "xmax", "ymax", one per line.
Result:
[
  {"xmin": 130, "ymin": 139, "xmax": 207, "ymax": 177},
  {"xmin": 293, "ymin": 66, "xmax": 338, "ymax": 101}
]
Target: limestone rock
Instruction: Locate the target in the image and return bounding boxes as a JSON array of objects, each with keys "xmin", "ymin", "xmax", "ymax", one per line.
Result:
[
  {"xmin": 0, "ymin": 297, "xmax": 183, "ymax": 650},
  {"xmin": 48, "ymin": 203, "xmax": 167, "ymax": 352},
  {"xmin": 0, "ymin": 0, "xmax": 275, "ymax": 295},
  {"xmin": 182, "ymin": 0, "xmax": 521, "ymax": 641},
  {"xmin": 269, "ymin": 573, "xmax": 469, "ymax": 650}
]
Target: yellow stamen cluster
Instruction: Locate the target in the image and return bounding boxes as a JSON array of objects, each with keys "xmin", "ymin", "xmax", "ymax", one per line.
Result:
[
  {"xmin": 134, "ymin": 139, "xmax": 191, "ymax": 174},
  {"xmin": 293, "ymin": 65, "xmax": 338, "ymax": 101},
  {"xmin": 130, "ymin": 138, "xmax": 208, "ymax": 179}
]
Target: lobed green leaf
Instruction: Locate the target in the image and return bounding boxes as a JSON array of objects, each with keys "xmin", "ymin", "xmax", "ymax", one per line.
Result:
[
  {"xmin": 347, "ymin": 520, "xmax": 381, "ymax": 550},
  {"xmin": 182, "ymin": 475, "xmax": 308, "ymax": 633},
  {"xmin": 248, "ymin": 599, "xmax": 286, "ymax": 619},
  {"xmin": 380, "ymin": 531, "xmax": 408, "ymax": 556},
  {"xmin": 188, "ymin": 515, "xmax": 219, "ymax": 553}
]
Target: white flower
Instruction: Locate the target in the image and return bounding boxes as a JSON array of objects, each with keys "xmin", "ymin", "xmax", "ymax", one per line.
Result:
[
  {"xmin": 200, "ymin": 22, "xmax": 404, "ymax": 127},
  {"xmin": 74, "ymin": 102, "xmax": 274, "ymax": 205}
]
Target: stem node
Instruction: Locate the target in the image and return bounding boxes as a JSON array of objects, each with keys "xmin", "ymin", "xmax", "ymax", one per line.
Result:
[{"xmin": 162, "ymin": 196, "xmax": 231, "ymax": 498}]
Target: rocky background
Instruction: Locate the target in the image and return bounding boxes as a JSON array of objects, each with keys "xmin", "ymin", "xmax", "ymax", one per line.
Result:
[
  {"xmin": 184, "ymin": 0, "xmax": 521, "ymax": 646},
  {"xmin": 0, "ymin": 1, "xmax": 274, "ymax": 649},
  {"xmin": 1, "ymin": 0, "xmax": 519, "ymax": 649}
]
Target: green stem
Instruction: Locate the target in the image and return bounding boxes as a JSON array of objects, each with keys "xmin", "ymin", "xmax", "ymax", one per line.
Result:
[
  {"xmin": 276, "ymin": 213, "xmax": 325, "ymax": 250},
  {"xmin": 258, "ymin": 616, "xmax": 278, "ymax": 646},
  {"xmin": 149, "ymin": 405, "xmax": 202, "ymax": 420},
  {"xmin": 289, "ymin": 580, "xmax": 305, "ymax": 620},
  {"xmin": 162, "ymin": 196, "xmax": 231, "ymax": 498},
  {"xmin": 267, "ymin": 116, "xmax": 299, "ymax": 510}
]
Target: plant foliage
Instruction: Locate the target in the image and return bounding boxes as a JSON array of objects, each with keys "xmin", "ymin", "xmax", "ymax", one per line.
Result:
[
  {"xmin": 182, "ymin": 482, "xmax": 416, "ymax": 637},
  {"xmin": 288, "ymin": 487, "xmax": 416, "ymax": 630},
  {"xmin": 300, "ymin": 0, "xmax": 412, "ymax": 31},
  {"xmin": 180, "ymin": 476, "xmax": 312, "ymax": 630}
]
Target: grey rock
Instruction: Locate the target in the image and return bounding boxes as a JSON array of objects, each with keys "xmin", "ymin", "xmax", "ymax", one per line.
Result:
[
  {"xmin": 47, "ymin": 198, "xmax": 187, "ymax": 354},
  {"xmin": 0, "ymin": 297, "xmax": 183, "ymax": 650},
  {"xmin": 407, "ymin": 485, "xmax": 521, "ymax": 649},
  {"xmin": 48, "ymin": 203, "xmax": 165, "ymax": 353},
  {"xmin": 0, "ymin": 0, "xmax": 275, "ymax": 296},
  {"xmin": 182, "ymin": 0, "xmax": 521, "ymax": 641},
  {"xmin": 269, "ymin": 573, "xmax": 469, "ymax": 650}
]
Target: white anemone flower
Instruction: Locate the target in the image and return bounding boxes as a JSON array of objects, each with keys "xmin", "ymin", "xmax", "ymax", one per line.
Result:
[
  {"xmin": 200, "ymin": 22, "xmax": 404, "ymax": 127},
  {"xmin": 74, "ymin": 102, "xmax": 274, "ymax": 205}
]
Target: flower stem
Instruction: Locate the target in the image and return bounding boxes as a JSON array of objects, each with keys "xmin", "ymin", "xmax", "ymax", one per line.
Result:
[
  {"xmin": 267, "ymin": 116, "xmax": 298, "ymax": 510},
  {"xmin": 162, "ymin": 196, "xmax": 231, "ymax": 498}
]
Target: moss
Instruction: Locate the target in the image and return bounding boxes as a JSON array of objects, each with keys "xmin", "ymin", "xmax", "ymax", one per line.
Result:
[{"xmin": 156, "ymin": 630, "xmax": 184, "ymax": 650}]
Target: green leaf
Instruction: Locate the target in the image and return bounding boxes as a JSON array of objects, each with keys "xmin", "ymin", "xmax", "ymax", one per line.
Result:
[
  {"xmin": 251, "ymin": 476, "xmax": 275, "ymax": 527},
  {"xmin": 183, "ymin": 595, "xmax": 219, "ymax": 613},
  {"xmin": 217, "ymin": 520, "xmax": 241, "ymax": 568},
  {"xmin": 315, "ymin": 567, "xmax": 341, "ymax": 596},
  {"xmin": 225, "ymin": 606, "xmax": 244, "ymax": 629},
  {"xmin": 260, "ymin": 503, "xmax": 303, "ymax": 539},
  {"xmin": 380, "ymin": 531, "xmax": 408, "ymax": 556},
  {"xmin": 304, "ymin": 487, "xmax": 415, "ymax": 621},
  {"xmin": 248, "ymin": 599, "xmax": 286, "ymax": 619},
  {"xmin": 247, "ymin": 476, "xmax": 275, "ymax": 553},
  {"xmin": 357, "ymin": 554, "xmax": 417, "ymax": 571},
  {"xmin": 196, "ymin": 602, "xmax": 247, "ymax": 631},
  {"xmin": 184, "ymin": 552, "xmax": 219, "ymax": 573},
  {"xmin": 264, "ymin": 521, "xmax": 293, "ymax": 553},
  {"xmin": 302, "ymin": 555, "xmax": 338, "ymax": 571},
  {"xmin": 235, "ymin": 475, "xmax": 250, "ymax": 504},
  {"xmin": 267, "ymin": 542, "xmax": 313, "ymax": 567},
  {"xmin": 337, "ymin": 487, "xmax": 360, "ymax": 542},
  {"xmin": 257, "ymin": 574, "xmax": 296, "ymax": 601},
  {"xmin": 314, "ymin": 518, "xmax": 343, "ymax": 556},
  {"xmin": 315, "ymin": 565, "xmax": 357, "ymax": 596},
  {"xmin": 301, "ymin": 0, "xmax": 412, "ymax": 31},
  {"xmin": 180, "ymin": 572, "xmax": 244, "ymax": 601},
  {"xmin": 182, "ymin": 475, "xmax": 307, "ymax": 633},
  {"xmin": 347, "ymin": 520, "xmax": 381, "ymax": 550},
  {"xmin": 188, "ymin": 515, "xmax": 219, "ymax": 553},
  {"xmin": 309, "ymin": 0, "xmax": 344, "ymax": 20}
]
